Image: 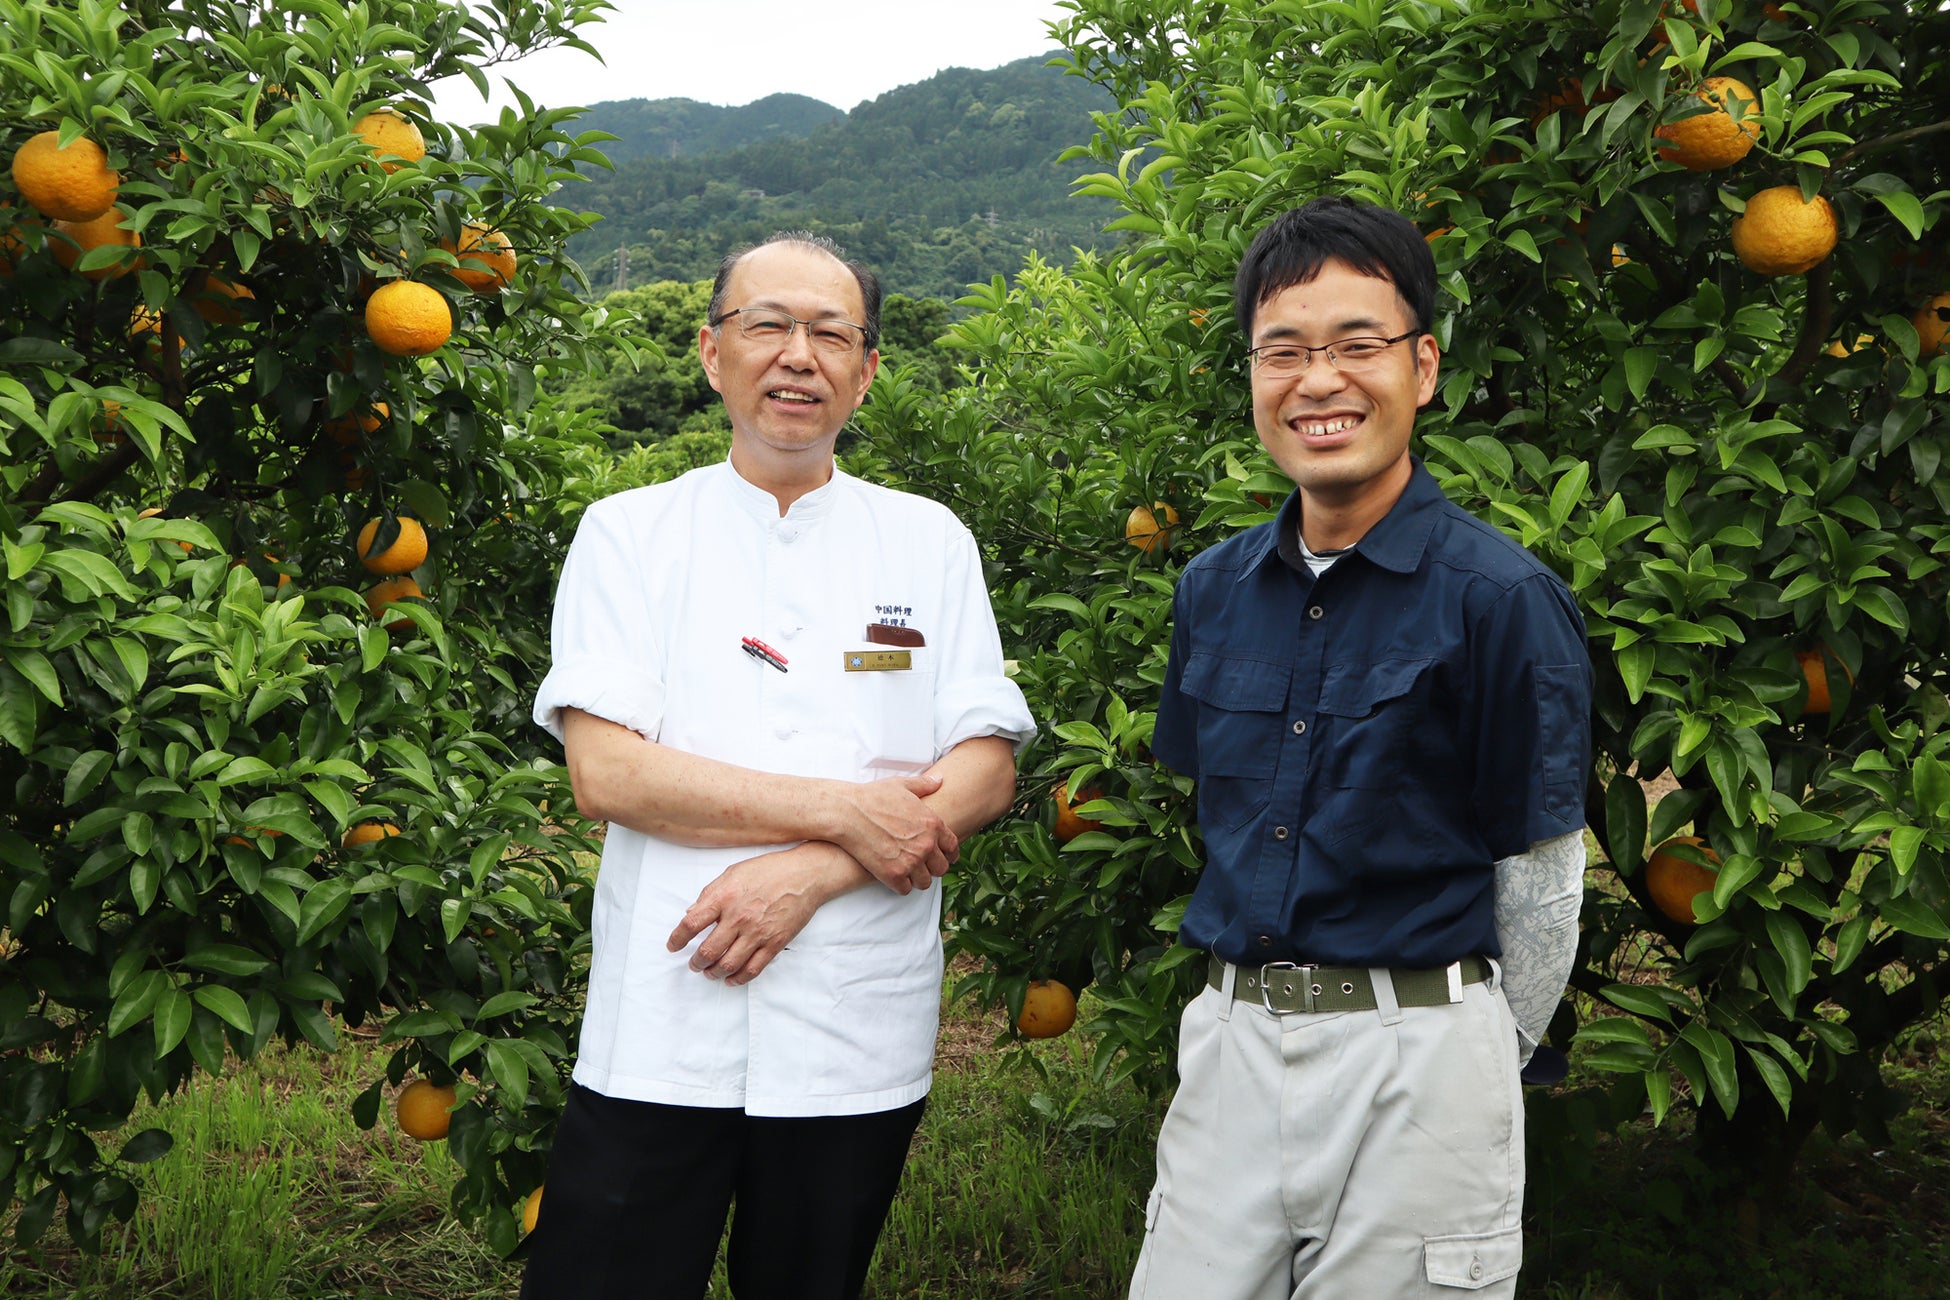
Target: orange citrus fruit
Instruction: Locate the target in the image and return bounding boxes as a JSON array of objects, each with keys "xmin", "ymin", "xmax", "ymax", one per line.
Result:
[
  {"xmin": 326, "ymin": 400, "xmax": 389, "ymax": 445},
  {"xmin": 136, "ymin": 507, "xmax": 194, "ymax": 553},
  {"xmin": 442, "ymin": 222, "xmax": 516, "ymax": 293},
  {"xmin": 11, "ymin": 130, "xmax": 119, "ymax": 221},
  {"xmin": 49, "ymin": 206, "xmax": 141, "ymax": 280},
  {"xmin": 1914, "ymin": 293, "xmax": 1950, "ymax": 359},
  {"xmin": 352, "ymin": 109, "xmax": 426, "ymax": 172},
  {"xmin": 191, "ymin": 272, "xmax": 255, "ymax": 324},
  {"xmin": 1052, "ymin": 783, "xmax": 1104, "ymax": 844},
  {"xmin": 395, "ymin": 1078, "xmax": 456, "ymax": 1140},
  {"xmin": 1017, "ymin": 980, "xmax": 1078, "ymax": 1039},
  {"xmin": 1654, "ymin": 77, "xmax": 1760, "ymax": 172},
  {"xmin": 0, "ymin": 201, "xmax": 43, "ymax": 274},
  {"xmin": 1645, "ymin": 836, "xmax": 1720, "ymax": 925},
  {"xmin": 1731, "ymin": 187, "xmax": 1836, "ymax": 277},
  {"xmin": 522, "ymin": 1186, "xmax": 544, "ymax": 1234},
  {"xmin": 364, "ymin": 280, "xmax": 452, "ymax": 357},
  {"xmin": 355, "ymin": 515, "xmax": 428, "ymax": 575},
  {"xmin": 343, "ymin": 821, "xmax": 402, "ymax": 847},
  {"xmin": 1125, "ymin": 501, "xmax": 1180, "ymax": 554},
  {"xmin": 365, "ymin": 576, "xmax": 424, "ymax": 630},
  {"xmin": 1795, "ymin": 647, "xmax": 1853, "ymax": 715},
  {"xmin": 1825, "ymin": 333, "xmax": 1876, "ymax": 358}
]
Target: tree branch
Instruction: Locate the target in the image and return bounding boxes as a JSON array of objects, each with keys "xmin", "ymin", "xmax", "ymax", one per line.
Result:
[
  {"xmin": 1757, "ymin": 257, "xmax": 1833, "ymax": 412},
  {"xmin": 1831, "ymin": 119, "xmax": 1950, "ymax": 171}
]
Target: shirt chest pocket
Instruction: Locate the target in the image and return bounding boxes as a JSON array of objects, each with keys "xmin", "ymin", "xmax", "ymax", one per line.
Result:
[
  {"xmin": 847, "ymin": 649, "xmax": 938, "ymax": 776},
  {"xmin": 1315, "ymin": 657, "xmax": 1436, "ymax": 790},
  {"xmin": 1180, "ymin": 653, "xmax": 1291, "ymax": 831}
]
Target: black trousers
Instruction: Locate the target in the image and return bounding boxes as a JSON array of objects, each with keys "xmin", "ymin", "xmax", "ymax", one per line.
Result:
[{"xmin": 519, "ymin": 1082, "xmax": 927, "ymax": 1300}]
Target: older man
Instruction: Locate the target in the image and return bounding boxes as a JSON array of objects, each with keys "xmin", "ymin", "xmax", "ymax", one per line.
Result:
[{"xmin": 522, "ymin": 232, "xmax": 1032, "ymax": 1300}]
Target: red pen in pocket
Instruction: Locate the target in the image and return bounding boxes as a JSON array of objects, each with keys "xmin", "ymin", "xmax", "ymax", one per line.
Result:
[{"xmin": 741, "ymin": 636, "xmax": 788, "ymax": 673}]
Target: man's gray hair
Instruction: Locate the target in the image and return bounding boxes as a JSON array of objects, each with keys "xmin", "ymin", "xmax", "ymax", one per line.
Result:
[{"xmin": 707, "ymin": 231, "xmax": 882, "ymax": 352}]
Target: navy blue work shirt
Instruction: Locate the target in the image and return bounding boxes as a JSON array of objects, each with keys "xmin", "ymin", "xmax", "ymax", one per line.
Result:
[{"xmin": 1153, "ymin": 458, "xmax": 1592, "ymax": 969}]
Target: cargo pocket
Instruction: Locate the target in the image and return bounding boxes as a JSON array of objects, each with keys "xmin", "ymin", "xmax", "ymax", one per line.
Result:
[
  {"xmin": 1315, "ymin": 656, "xmax": 1434, "ymax": 789},
  {"xmin": 1126, "ymin": 1187, "xmax": 1167, "ymax": 1299},
  {"xmin": 1179, "ymin": 652, "xmax": 1291, "ymax": 831},
  {"xmin": 1424, "ymin": 1224, "xmax": 1523, "ymax": 1289}
]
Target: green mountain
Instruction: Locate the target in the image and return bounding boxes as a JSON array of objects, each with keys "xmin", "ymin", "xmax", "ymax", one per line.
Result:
[
  {"xmin": 566, "ymin": 54, "xmax": 1119, "ymax": 302},
  {"xmin": 572, "ymin": 93, "xmax": 845, "ymax": 167}
]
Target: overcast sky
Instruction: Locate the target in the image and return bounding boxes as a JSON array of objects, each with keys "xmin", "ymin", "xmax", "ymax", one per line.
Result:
[{"xmin": 428, "ymin": 0, "xmax": 1074, "ymax": 123}]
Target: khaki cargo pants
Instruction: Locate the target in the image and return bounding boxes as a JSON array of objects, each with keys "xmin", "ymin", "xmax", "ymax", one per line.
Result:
[{"xmin": 1128, "ymin": 964, "xmax": 1525, "ymax": 1299}]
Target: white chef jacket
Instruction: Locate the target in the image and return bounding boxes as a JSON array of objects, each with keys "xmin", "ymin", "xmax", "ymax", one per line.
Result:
[{"xmin": 532, "ymin": 459, "xmax": 1034, "ymax": 1116}]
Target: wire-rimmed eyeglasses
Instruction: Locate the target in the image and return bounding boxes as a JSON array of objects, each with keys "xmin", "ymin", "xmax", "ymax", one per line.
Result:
[
  {"xmin": 711, "ymin": 307, "xmax": 870, "ymax": 355},
  {"xmin": 1247, "ymin": 329, "xmax": 1421, "ymax": 378}
]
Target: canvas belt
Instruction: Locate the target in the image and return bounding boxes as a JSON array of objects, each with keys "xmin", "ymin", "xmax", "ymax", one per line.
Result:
[{"xmin": 1208, "ymin": 953, "xmax": 1491, "ymax": 1014}]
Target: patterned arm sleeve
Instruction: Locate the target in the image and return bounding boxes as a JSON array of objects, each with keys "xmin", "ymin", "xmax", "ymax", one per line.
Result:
[{"xmin": 1493, "ymin": 829, "xmax": 1586, "ymax": 1065}]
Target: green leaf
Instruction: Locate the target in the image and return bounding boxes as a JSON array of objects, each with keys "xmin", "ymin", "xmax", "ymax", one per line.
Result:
[
  {"xmin": 1888, "ymin": 825, "xmax": 1925, "ymax": 875},
  {"xmin": 1831, "ymin": 911, "xmax": 1872, "ymax": 973},
  {"xmin": 1763, "ymin": 912, "xmax": 1812, "ymax": 997},
  {"xmin": 1873, "ymin": 190, "xmax": 1925, "ymax": 240},
  {"xmin": 192, "ymin": 986, "xmax": 255, "ymax": 1035},
  {"xmin": 295, "ymin": 879, "xmax": 353, "ymax": 945},
  {"xmin": 1604, "ymin": 773, "xmax": 1648, "ymax": 873},
  {"xmin": 153, "ymin": 989, "xmax": 193, "ymax": 1058},
  {"xmin": 1574, "ymin": 1017, "xmax": 1654, "ymax": 1047},
  {"xmin": 64, "ymin": 751, "xmax": 114, "ymax": 806},
  {"xmin": 475, "ymin": 991, "xmax": 539, "ymax": 1021},
  {"xmin": 1600, "ymin": 983, "xmax": 1678, "ymax": 1023},
  {"xmin": 441, "ymin": 896, "xmax": 469, "ymax": 944},
  {"xmin": 1679, "ymin": 1022, "xmax": 1740, "ymax": 1116},
  {"xmin": 483, "ymin": 1038, "xmax": 530, "ymax": 1110},
  {"xmin": 117, "ymin": 1129, "xmax": 175, "ymax": 1165},
  {"xmin": 1879, "ymin": 896, "xmax": 1950, "ymax": 941},
  {"xmin": 183, "ymin": 944, "xmax": 272, "ymax": 976},
  {"xmin": 1745, "ymin": 1047, "xmax": 1795, "ymax": 1120},
  {"xmin": 107, "ymin": 970, "xmax": 166, "ymax": 1038},
  {"xmin": 386, "ymin": 1009, "xmax": 463, "ymax": 1040}
]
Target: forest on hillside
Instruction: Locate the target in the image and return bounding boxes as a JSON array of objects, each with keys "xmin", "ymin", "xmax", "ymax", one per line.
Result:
[
  {"xmin": 565, "ymin": 55, "xmax": 1120, "ymax": 301},
  {"xmin": 571, "ymin": 93, "xmax": 844, "ymax": 167}
]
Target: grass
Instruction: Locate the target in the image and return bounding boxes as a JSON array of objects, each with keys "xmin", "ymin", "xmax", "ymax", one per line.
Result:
[{"xmin": 1, "ymin": 998, "xmax": 1946, "ymax": 1298}]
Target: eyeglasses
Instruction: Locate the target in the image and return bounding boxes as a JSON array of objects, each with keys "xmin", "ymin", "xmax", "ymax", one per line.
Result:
[
  {"xmin": 1247, "ymin": 329, "xmax": 1421, "ymax": 378},
  {"xmin": 711, "ymin": 307, "xmax": 869, "ymax": 355}
]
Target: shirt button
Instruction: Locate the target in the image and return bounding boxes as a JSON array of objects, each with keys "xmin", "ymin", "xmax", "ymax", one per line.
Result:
[
  {"xmin": 1273, "ymin": 826, "xmax": 1290, "ymax": 841},
  {"xmin": 1469, "ymin": 1257, "xmax": 1483, "ymax": 1281},
  {"xmin": 1308, "ymin": 605, "xmax": 1324, "ymax": 620},
  {"xmin": 1257, "ymin": 935, "xmax": 1273, "ymax": 948},
  {"xmin": 1291, "ymin": 719, "xmax": 1307, "ymax": 735}
]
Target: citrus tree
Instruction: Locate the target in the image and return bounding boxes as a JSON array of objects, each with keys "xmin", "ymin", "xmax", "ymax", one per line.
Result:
[
  {"xmin": 853, "ymin": 0, "xmax": 1950, "ymax": 1181},
  {"xmin": 0, "ymin": 0, "xmax": 641, "ymax": 1253}
]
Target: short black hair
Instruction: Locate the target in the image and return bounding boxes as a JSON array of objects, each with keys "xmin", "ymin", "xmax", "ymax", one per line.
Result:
[
  {"xmin": 1233, "ymin": 197, "xmax": 1436, "ymax": 340},
  {"xmin": 707, "ymin": 230, "xmax": 882, "ymax": 352}
]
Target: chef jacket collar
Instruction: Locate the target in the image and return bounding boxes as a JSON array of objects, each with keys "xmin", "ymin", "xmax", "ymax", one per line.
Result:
[{"xmin": 722, "ymin": 455, "xmax": 842, "ymax": 525}]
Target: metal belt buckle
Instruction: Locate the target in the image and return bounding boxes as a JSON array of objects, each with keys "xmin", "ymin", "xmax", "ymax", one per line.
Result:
[{"xmin": 1259, "ymin": 961, "xmax": 1314, "ymax": 1014}]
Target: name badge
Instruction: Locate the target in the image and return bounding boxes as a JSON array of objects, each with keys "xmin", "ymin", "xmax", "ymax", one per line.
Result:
[{"xmin": 845, "ymin": 650, "xmax": 912, "ymax": 672}]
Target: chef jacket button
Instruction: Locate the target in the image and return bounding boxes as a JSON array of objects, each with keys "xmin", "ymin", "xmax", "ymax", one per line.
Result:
[
  {"xmin": 1273, "ymin": 825, "xmax": 1290, "ymax": 841},
  {"xmin": 1256, "ymin": 935, "xmax": 1273, "ymax": 948},
  {"xmin": 1292, "ymin": 719, "xmax": 1307, "ymax": 735},
  {"xmin": 1308, "ymin": 605, "xmax": 1324, "ymax": 620}
]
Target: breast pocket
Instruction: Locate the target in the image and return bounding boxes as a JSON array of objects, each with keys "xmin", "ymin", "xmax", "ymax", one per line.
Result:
[
  {"xmin": 849, "ymin": 649, "xmax": 938, "ymax": 776},
  {"xmin": 1315, "ymin": 657, "xmax": 1435, "ymax": 790},
  {"xmin": 1180, "ymin": 652, "xmax": 1291, "ymax": 831}
]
